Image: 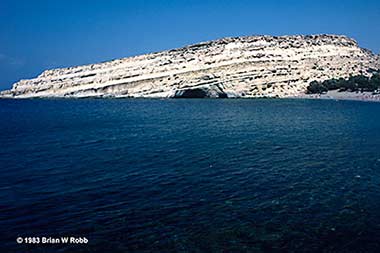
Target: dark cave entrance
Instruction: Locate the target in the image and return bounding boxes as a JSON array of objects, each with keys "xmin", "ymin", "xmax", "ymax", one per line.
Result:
[{"xmin": 175, "ymin": 88, "xmax": 208, "ymax": 98}]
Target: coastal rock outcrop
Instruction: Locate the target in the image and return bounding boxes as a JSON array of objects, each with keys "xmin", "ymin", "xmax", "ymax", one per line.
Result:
[{"xmin": 1, "ymin": 34, "xmax": 379, "ymax": 98}]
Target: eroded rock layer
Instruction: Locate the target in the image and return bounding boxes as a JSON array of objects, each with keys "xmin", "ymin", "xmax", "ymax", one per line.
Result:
[{"xmin": 1, "ymin": 34, "xmax": 379, "ymax": 98}]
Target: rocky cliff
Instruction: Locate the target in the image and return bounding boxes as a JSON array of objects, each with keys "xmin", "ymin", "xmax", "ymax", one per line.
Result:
[{"xmin": 1, "ymin": 34, "xmax": 379, "ymax": 98}]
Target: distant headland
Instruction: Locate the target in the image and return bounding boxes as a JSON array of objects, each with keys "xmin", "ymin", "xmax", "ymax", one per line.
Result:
[{"xmin": 1, "ymin": 34, "xmax": 379, "ymax": 99}]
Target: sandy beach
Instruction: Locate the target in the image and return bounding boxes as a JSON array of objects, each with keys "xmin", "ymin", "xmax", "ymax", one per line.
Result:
[{"xmin": 292, "ymin": 90, "xmax": 380, "ymax": 102}]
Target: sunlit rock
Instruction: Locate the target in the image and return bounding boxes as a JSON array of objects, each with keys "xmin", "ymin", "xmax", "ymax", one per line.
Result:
[{"xmin": 1, "ymin": 34, "xmax": 379, "ymax": 98}]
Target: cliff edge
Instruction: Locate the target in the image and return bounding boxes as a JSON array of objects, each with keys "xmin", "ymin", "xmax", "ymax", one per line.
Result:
[{"xmin": 1, "ymin": 34, "xmax": 379, "ymax": 98}]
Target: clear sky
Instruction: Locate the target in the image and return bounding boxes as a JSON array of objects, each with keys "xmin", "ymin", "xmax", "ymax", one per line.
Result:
[{"xmin": 0, "ymin": 0, "xmax": 379, "ymax": 90}]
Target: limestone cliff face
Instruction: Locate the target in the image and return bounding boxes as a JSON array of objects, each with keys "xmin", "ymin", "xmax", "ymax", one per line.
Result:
[{"xmin": 1, "ymin": 34, "xmax": 379, "ymax": 98}]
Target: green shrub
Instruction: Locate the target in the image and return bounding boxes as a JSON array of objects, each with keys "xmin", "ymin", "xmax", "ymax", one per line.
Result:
[
  {"xmin": 307, "ymin": 70, "xmax": 380, "ymax": 94},
  {"xmin": 306, "ymin": 81, "xmax": 328, "ymax": 94}
]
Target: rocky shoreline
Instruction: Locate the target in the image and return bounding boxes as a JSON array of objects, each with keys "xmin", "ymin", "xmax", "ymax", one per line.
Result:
[
  {"xmin": 2, "ymin": 90, "xmax": 380, "ymax": 103},
  {"xmin": 1, "ymin": 34, "xmax": 379, "ymax": 99}
]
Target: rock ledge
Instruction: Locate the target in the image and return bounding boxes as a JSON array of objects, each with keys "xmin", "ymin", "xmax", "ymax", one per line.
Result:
[{"xmin": 1, "ymin": 34, "xmax": 379, "ymax": 98}]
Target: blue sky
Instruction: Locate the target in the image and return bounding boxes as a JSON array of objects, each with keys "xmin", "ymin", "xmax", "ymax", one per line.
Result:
[{"xmin": 0, "ymin": 0, "xmax": 379, "ymax": 90}]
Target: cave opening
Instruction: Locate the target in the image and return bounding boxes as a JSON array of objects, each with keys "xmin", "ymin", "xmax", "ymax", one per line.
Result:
[{"xmin": 175, "ymin": 88, "xmax": 208, "ymax": 98}]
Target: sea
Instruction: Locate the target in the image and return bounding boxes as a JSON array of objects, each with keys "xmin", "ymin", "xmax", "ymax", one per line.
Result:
[{"xmin": 0, "ymin": 98, "xmax": 380, "ymax": 252}]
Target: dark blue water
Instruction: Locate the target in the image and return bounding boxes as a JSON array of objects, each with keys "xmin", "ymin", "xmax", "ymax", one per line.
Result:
[{"xmin": 1, "ymin": 99, "xmax": 380, "ymax": 252}]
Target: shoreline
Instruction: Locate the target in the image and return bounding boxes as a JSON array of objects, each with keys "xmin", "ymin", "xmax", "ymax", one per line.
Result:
[
  {"xmin": 1, "ymin": 91, "xmax": 380, "ymax": 103},
  {"xmin": 291, "ymin": 90, "xmax": 380, "ymax": 103}
]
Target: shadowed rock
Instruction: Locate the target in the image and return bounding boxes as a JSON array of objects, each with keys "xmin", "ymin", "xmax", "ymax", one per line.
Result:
[{"xmin": 174, "ymin": 87, "xmax": 228, "ymax": 98}]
